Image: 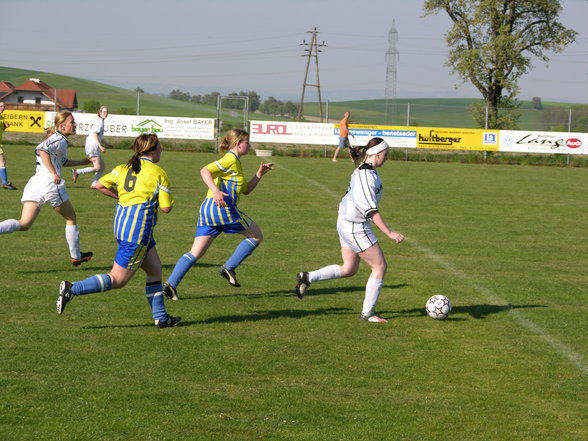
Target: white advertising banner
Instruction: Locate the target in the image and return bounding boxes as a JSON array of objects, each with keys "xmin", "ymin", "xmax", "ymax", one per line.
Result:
[
  {"xmin": 348, "ymin": 125, "xmax": 418, "ymax": 148},
  {"xmin": 46, "ymin": 112, "xmax": 215, "ymax": 140},
  {"xmin": 499, "ymin": 130, "xmax": 587, "ymax": 155},
  {"xmin": 250, "ymin": 120, "xmax": 419, "ymax": 148},
  {"xmin": 250, "ymin": 121, "xmax": 337, "ymax": 145}
]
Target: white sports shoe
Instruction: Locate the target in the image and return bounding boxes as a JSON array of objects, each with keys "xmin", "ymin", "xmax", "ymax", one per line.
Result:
[{"xmin": 359, "ymin": 311, "xmax": 388, "ymax": 323}]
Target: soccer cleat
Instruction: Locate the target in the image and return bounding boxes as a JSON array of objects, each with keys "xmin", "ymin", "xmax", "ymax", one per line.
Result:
[
  {"xmin": 71, "ymin": 251, "xmax": 93, "ymax": 267},
  {"xmin": 2, "ymin": 182, "xmax": 16, "ymax": 190},
  {"xmin": 72, "ymin": 169, "xmax": 79, "ymax": 183},
  {"xmin": 219, "ymin": 264, "xmax": 240, "ymax": 287},
  {"xmin": 295, "ymin": 272, "xmax": 310, "ymax": 299},
  {"xmin": 154, "ymin": 315, "xmax": 182, "ymax": 328},
  {"xmin": 56, "ymin": 281, "xmax": 74, "ymax": 314},
  {"xmin": 163, "ymin": 282, "xmax": 179, "ymax": 301},
  {"xmin": 359, "ymin": 311, "xmax": 388, "ymax": 323}
]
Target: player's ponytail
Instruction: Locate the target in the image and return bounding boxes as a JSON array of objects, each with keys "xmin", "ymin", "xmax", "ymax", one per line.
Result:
[
  {"xmin": 45, "ymin": 110, "xmax": 73, "ymax": 138},
  {"xmin": 127, "ymin": 133, "xmax": 160, "ymax": 174},
  {"xmin": 350, "ymin": 137, "xmax": 386, "ymax": 166},
  {"xmin": 219, "ymin": 128, "xmax": 249, "ymax": 154}
]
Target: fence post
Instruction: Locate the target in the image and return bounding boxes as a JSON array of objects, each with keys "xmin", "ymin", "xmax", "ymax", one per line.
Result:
[
  {"xmin": 483, "ymin": 105, "xmax": 489, "ymax": 161},
  {"xmin": 406, "ymin": 103, "xmax": 410, "ymax": 126}
]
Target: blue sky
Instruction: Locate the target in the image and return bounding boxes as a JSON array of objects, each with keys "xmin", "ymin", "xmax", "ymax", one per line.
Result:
[{"xmin": 1, "ymin": 0, "xmax": 587, "ymax": 103}]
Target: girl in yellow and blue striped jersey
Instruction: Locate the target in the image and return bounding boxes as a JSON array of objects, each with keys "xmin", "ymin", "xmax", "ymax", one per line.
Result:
[
  {"xmin": 163, "ymin": 128, "xmax": 274, "ymax": 300},
  {"xmin": 56, "ymin": 133, "xmax": 180, "ymax": 328}
]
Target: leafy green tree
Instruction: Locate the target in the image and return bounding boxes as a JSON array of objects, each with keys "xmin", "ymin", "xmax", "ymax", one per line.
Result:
[
  {"xmin": 168, "ymin": 89, "xmax": 191, "ymax": 101},
  {"xmin": 244, "ymin": 91, "xmax": 261, "ymax": 112},
  {"xmin": 424, "ymin": 0, "xmax": 577, "ymax": 129},
  {"xmin": 203, "ymin": 92, "xmax": 220, "ymax": 106},
  {"xmin": 259, "ymin": 96, "xmax": 281, "ymax": 115},
  {"xmin": 83, "ymin": 99, "xmax": 101, "ymax": 113},
  {"xmin": 283, "ymin": 101, "xmax": 298, "ymax": 117}
]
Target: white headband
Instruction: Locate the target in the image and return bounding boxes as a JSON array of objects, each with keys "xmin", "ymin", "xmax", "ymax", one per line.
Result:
[{"xmin": 365, "ymin": 140, "xmax": 389, "ymax": 156}]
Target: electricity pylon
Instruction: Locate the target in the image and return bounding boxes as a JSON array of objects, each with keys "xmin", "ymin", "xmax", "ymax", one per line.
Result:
[{"xmin": 297, "ymin": 27, "xmax": 326, "ymax": 122}]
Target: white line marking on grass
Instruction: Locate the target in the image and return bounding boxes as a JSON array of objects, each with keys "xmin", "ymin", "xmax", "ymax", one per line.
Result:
[
  {"xmin": 409, "ymin": 237, "xmax": 588, "ymax": 375},
  {"xmin": 278, "ymin": 159, "xmax": 587, "ymax": 374},
  {"xmin": 272, "ymin": 160, "xmax": 342, "ymax": 199}
]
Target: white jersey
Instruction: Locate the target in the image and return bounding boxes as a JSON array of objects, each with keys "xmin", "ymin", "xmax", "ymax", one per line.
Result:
[
  {"xmin": 22, "ymin": 131, "xmax": 70, "ymax": 207},
  {"xmin": 35, "ymin": 131, "xmax": 69, "ymax": 177},
  {"xmin": 85, "ymin": 116, "xmax": 105, "ymax": 156},
  {"xmin": 338, "ymin": 163, "xmax": 383, "ymax": 223},
  {"xmin": 86, "ymin": 116, "xmax": 105, "ymax": 144}
]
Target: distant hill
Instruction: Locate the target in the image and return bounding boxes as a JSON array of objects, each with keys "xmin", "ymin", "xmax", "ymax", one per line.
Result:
[{"xmin": 2, "ymin": 66, "xmax": 586, "ymax": 131}]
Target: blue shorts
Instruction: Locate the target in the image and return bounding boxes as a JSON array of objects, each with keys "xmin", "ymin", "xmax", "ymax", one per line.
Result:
[
  {"xmin": 338, "ymin": 137, "xmax": 350, "ymax": 149},
  {"xmin": 114, "ymin": 238, "xmax": 156, "ymax": 271},
  {"xmin": 196, "ymin": 217, "xmax": 251, "ymax": 237}
]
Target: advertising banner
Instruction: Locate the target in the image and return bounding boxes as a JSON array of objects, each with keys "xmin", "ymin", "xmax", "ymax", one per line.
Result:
[
  {"xmin": 346, "ymin": 124, "xmax": 418, "ymax": 148},
  {"xmin": 46, "ymin": 112, "xmax": 215, "ymax": 140},
  {"xmin": 499, "ymin": 130, "xmax": 587, "ymax": 155},
  {"xmin": 417, "ymin": 127, "xmax": 499, "ymax": 151},
  {"xmin": 3, "ymin": 110, "xmax": 47, "ymax": 133},
  {"xmin": 250, "ymin": 121, "xmax": 337, "ymax": 145}
]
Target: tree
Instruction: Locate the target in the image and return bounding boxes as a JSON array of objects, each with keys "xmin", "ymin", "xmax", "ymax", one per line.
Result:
[
  {"xmin": 423, "ymin": 0, "xmax": 577, "ymax": 129},
  {"xmin": 168, "ymin": 89, "xmax": 191, "ymax": 101},
  {"xmin": 83, "ymin": 99, "xmax": 101, "ymax": 113}
]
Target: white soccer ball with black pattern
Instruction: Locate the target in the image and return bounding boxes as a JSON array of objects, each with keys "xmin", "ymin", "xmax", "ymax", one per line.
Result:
[{"xmin": 426, "ymin": 295, "xmax": 452, "ymax": 320}]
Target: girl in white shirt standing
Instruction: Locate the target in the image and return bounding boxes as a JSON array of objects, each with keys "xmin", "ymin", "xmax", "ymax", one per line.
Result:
[
  {"xmin": 73, "ymin": 106, "xmax": 112, "ymax": 188},
  {"xmin": 295, "ymin": 137, "xmax": 404, "ymax": 323}
]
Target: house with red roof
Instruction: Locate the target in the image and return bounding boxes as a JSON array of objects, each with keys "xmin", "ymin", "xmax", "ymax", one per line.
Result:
[{"xmin": 0, "ymin": 78, "xmax": 77, "ymax": 111}]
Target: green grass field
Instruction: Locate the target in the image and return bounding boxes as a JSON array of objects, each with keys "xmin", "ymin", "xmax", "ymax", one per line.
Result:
[{"xmin": 1, "ymin": 144, "xmax": 587, "ymax": 441}]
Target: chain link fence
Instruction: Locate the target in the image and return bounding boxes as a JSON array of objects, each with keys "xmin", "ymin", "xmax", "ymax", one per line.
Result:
[{"xmin": 317, "ymin": 100, "xmax": 588, "ymax": 133}]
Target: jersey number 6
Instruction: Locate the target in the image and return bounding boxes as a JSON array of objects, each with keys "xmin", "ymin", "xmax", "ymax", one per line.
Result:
[{"xmin": 124, "ymin": 169, "xmax": 137, "ymax": 192}]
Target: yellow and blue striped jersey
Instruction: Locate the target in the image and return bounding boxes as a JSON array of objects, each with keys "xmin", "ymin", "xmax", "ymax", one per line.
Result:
[
  {"xmin": 99, "ymin": 158, "xmax": 174, "ymax": 245},
  {"xmin": 198, "ymin": 151, "xmax": 249, "ymax": 226}
]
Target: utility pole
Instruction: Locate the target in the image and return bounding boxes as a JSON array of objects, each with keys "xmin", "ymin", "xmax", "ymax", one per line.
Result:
[{"xmin": 297, "ymin": 27, "xmax": 326, "ymax": 122}]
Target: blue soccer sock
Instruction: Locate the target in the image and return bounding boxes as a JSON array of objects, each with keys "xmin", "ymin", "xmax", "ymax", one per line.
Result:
[
  {"xmin": 167, "ymin": 253, "xmax": 197, "ymax": 288},
  {"xmin": 71, "ymin": 274, "xmax": 112, "ymax": 296},
  {"xmin": 0, "ymin": 167, "xmax": 8, "ymax": 185},
  {"xmin": 145, "ymin": 282, "xmax": 167, "ymax": 321},
  {"xmin": 225, "ymin": 238, "xmax": 260, "ymax": 270}
]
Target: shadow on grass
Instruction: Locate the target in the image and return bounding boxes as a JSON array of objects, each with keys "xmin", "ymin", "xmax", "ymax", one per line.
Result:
[
  {"xmin": 22, "ymin": 261, "xmax": 220, "ymax": 274},
  {"xmin": 180, "ymin": 283, "xmax": 409, "ymax": 301},
  {"xmin": 395, "ymin": 303, "xmax": 547, "ymax": 320},
  {"xmin": 83, "ymin": 307, "xmax": 351, "ymax": 329}
]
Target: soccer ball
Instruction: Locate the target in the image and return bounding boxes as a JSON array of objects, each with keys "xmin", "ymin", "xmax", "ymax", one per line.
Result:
[{"xmin": 425, "ymin": 295, "xmax": 452, "ymax": 320}]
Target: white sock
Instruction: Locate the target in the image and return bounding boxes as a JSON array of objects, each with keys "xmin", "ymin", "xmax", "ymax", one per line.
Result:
[
  {"xmin": 308, "ymin": 264, "xmax": 341, "ymax": 283},
  {"xmin": 0, "ymin": 219, "xmax": 21, "ymax": 234},
  {"xmin": 65, "ymin": 224, "xmax": 81, "ymax": 259},
  {"xmin": 362, "ymin": 278, "xmax": 383, "ymax": 315},
  {"xmin": 76, "ymin": 167, "xmax": 96, "ymax": 175}
]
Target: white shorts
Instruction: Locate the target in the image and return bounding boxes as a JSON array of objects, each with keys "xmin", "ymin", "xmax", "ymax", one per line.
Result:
[
  {"xmin": 21, "ymin": 174, "xmax": 69, "ymax": 208},
  {"xmin": 337, "ymin": 217, "xmax": 378, "ymax": 253},
  {"xmin": 85, "ymin": 142, "xmax": 102, "ymax": 158}
]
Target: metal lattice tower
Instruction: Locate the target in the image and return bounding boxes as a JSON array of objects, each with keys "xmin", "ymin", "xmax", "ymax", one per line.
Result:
[
  {"xmin": 297, "ymin": 28, "xmax": 327, "ymax": 122},
  {"xmin": 385, "ymin": 20, "xmax": 399, "ymax": 123}
]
